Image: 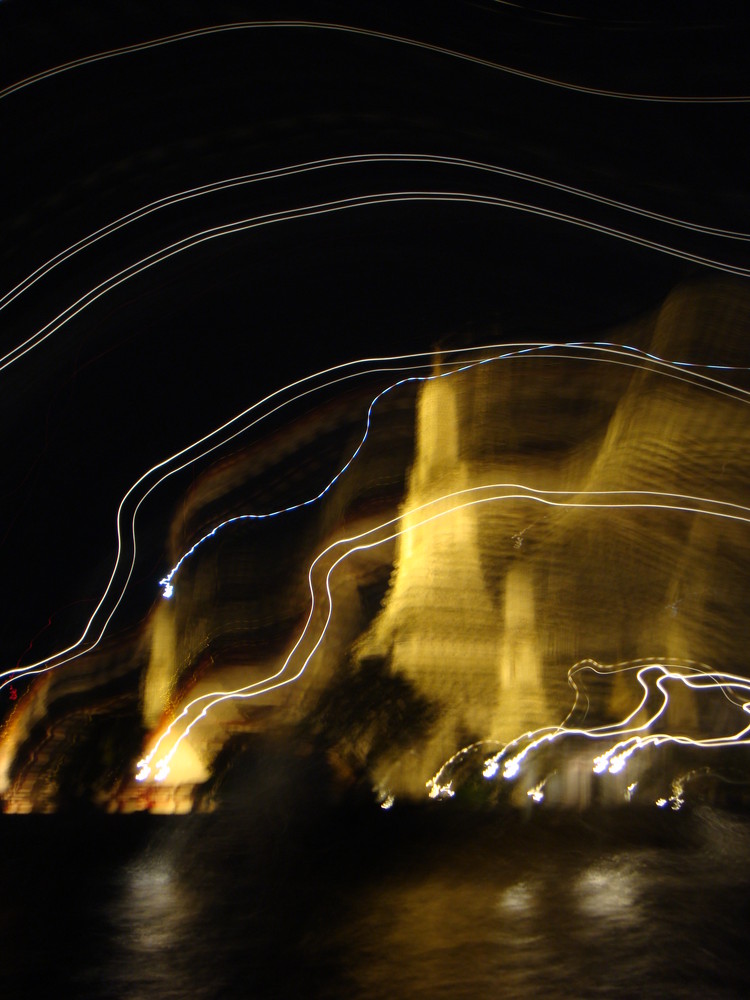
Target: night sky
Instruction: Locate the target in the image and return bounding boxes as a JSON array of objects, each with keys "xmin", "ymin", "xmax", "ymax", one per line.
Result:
[{"xmin": 2, "ymin": 0, "xmax": 750, "ymax": 688}]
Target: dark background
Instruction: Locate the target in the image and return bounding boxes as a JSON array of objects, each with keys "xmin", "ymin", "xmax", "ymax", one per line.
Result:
[{"xmin": 1, "ymin": 0, "xmax": 749, "ymax": 678}]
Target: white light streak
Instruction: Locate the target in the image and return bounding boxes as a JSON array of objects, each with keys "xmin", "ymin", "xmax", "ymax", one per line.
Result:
[
  {"xmin": 3, "ymin": 20, "xmax": 747, "ymax": 106},
  {"xmin": 8, "ymin": 339, "xmax": 750, "ymax": 696},
  {"xmin": 6, "ymin": 187, "xmax": 750, "ymax": 380},
  {"xmin": 479, "ymin": 658, "xmax": 750, "ymax": 800},
  {"xmin": 158, "ymin": 341, "xmax": 750, "ymax": 598},
  {"xmin": 527, "ymin": 780, "xmax": 546, "ymax": 803},
  {"xmin": 140, "ymin": 486, "xmax": 750, "ymax": 781},
  {"xmin": 426, "ymin": 742, "xmax": 493, "ymax": 798},
  {"xmin": 4, "ymin": 14, "xmax": 750, "ymax": 805},
  {"xmin": 4, "ymin": 152, "xmax": 748, "ymax": 344},
  {"xmin": 427, "ymin": 779, "xmax": 455, "ymax": 800},
  {"xmin": 134, "ymin": 762, "xmax": 150, "ymax": 783},
  {"xmin": 6, "ymin": 335, "xmax": 750, "ymax": 804}
]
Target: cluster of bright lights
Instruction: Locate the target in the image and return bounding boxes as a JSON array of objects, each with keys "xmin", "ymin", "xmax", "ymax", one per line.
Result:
[
  {"xmin": 527, "ymin": 781, "xmax": 547, "ymax": 803},
  {"xmin": 427, "ymin": 780, "xmax": 455, "ymax": 800},
  {"xmin": 471, "ymin": 659, "xmax": 750, "ymax": 803},
  {"xmin": 426, "ymin": 742, "xmax": 491, "ymax": 798},
  {"xmin": 4, "ymin": 330, "xmax": 750, "ymax": 786},
  {"xmin": 664, "ymin": 768, "xmax": 723, "ymax": 810}
]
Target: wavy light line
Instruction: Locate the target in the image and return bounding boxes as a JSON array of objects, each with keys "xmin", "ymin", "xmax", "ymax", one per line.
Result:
[
  {"xmin": 428, "ymin": 655, "xmax": 708, "ymax": 796},
  {"xmin": 4, "ymin": 151, "xmax": 748, "ymax": 339},
  {"xmin": 138, "ymin": 485, "xmax": 750, "ymax": 782},
  {"xmin": 4, "ymin": 342, "xmax": 750, "ymax": 694},
  {"xmin": 158, "ymin": 342, "xmax": 750, "ymax": 599},
  {"xmin": 479, "ymin": 658, "xmax": 750, "ymax": 791},
  {"xmin": 5, "ymin": 188, "xmax": 750, "ymax": 378},
  {"xmin": 3, "ymin": 20, "xmax": 747, "ymax": 105}
]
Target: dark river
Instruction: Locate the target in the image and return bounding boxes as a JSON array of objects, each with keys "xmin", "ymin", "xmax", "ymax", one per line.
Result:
[{"xmin": 4, "ymin": 765, "xmax": 750, "ymax": 999}]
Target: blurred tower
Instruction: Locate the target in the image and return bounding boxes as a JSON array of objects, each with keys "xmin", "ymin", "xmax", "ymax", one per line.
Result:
[
  {"xmin": 360, "ymin": 366, "xmax": 552, "ymax": 791},
  {"xmin": 385, "ymin": 372, "xmax": 498, "ymax": 737},
  {"xmin": 494, "ymin": 560, "xmax": 548, "ymax": 742}
]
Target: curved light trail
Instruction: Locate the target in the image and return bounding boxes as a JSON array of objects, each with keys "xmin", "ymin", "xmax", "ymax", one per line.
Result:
[
  {"xmin": 3, "ymin": 8, "xmax": 749, "ymax": 813},
  {"xmin": 466, "ymin": 657, "xmax": 750, "ymax": 804},
  {"xmin": 3, "ymin": 340, "xmax": 750, "ymax": 699},
  {"xmin": 2, "ymin": 20, "xmax": 748, "ymax": 105},
  {"xmin": 158, "ymin": 342, "xmax": 750, "ymax": 599},
  {"xmin": 3, "ymin": 151, "xmax": 748, "ymax": 337},
  {"xmin": 4, "ymin": 186, "xmax": 750, "ymax": 378},
  {"xmin": 137, "ymin": 484, "xmax": 750, "ymax": 782},
  {"xmin": 5, "ymin": 26, "xmax": 750, "ymax": 780}
]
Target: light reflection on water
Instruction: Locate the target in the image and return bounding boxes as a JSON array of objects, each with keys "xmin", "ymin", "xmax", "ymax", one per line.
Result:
[
  {"xmin": 325, "ymin": 843, "xmax": 655, "ymax": 998},
  {"xmin": 22, "ymin": 806, "xmax": 749, "ymax": 999},
  {"xmin": 497, "ymin": 878, "xmax": 538, "ymax": 915},
  {"xmin": 121, "ymin": 859, "xmax": 189, "ymax": 952},
  {"xmin": 105, "ymin": 855, "xmax": 207, "ymax": 999},
  {"xmin": 576, "ymin": 858, "xmax": 642, "ymax": 923}
]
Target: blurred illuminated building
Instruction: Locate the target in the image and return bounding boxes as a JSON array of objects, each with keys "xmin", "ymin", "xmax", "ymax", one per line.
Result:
[{"xmin": 4, "ymin": 278, "xmax": 750, "ymax": 811}]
